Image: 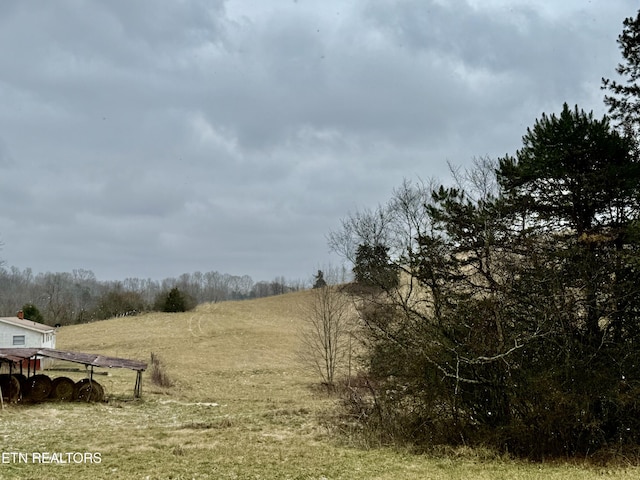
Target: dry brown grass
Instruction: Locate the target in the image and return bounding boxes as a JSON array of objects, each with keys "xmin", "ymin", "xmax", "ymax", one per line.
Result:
[
  {"xmin": 149, "ymin": 352, "xmax": 174, "ymax": 388},
  {"xmin": 0, "ymin": 290, "xmax": 638, "ymax": 479}
]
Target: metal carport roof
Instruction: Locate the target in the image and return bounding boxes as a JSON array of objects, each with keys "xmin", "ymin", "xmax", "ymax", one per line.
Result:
[
  {"xmin": 0, "ymin": 348, "xmax": 146, "ymax": 371},
  {"xmin": 0, "ymin": 348, "xmax": 147, "ymax": 398}
]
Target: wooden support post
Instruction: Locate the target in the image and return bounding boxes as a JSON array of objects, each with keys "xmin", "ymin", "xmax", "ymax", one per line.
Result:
[{"xmin": 134, "ymin": 371, "xmax": 142, "ymax": 398}]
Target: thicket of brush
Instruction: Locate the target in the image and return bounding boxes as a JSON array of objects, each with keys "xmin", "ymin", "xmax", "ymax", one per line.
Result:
[{"xmin": 330, "ymin": 11, "xmax": 640, "ymax": 460}]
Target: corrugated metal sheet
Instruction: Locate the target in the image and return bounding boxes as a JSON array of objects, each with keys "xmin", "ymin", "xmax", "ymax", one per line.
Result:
[{"xmin": 0, "ymin": 348, "xmax": 146, "ymax": 371}]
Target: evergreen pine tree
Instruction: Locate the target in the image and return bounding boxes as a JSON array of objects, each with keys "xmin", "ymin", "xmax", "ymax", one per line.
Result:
[{"xmin": 312, "ymin": 270, "xmax": 327, "ymax": 289}]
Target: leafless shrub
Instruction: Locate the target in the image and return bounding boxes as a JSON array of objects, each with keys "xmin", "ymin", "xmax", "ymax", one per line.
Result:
[
  {"xmin": 298, "ymin": 285, "xmax": 357, "ymax": 390},
  {"xmin": 150, "ymin": 352, "xmax": 174, "ymax": 388}
]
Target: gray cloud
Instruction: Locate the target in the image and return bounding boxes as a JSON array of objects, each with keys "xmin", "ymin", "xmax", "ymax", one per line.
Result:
[{"xmin": 0, "ymin": 0, "xmax": 635, "ymax": 281}]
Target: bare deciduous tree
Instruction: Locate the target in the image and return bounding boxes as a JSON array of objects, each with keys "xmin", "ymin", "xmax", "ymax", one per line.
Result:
[{"xmin": 299, "ymin": 285, "xmax": 355, "ymax": 389}]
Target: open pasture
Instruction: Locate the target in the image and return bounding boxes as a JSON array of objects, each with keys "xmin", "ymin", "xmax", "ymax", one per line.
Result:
[{"xmin": 0, "ymin": 290, "xmax": 638, "ymax": 479}]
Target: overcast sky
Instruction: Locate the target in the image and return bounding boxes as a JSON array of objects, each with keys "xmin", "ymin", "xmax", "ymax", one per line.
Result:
[{"xmin": 0, "ymin": 0, "xmax": 634, "ymax": 284}]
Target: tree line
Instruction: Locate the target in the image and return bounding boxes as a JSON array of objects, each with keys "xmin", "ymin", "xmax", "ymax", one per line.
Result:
[
  {"xmin": 325, "ymin": 9, "xmax": 640, "ymax": 460},
  {"xmin": 0, "ymin": 267, "xmax": 306, "ymax": 325}
]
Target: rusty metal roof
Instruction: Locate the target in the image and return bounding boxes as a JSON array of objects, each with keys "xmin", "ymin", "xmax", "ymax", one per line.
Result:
[{"xmin": 0, "ymin": 348, "xmax": 147, "ymax": 371}]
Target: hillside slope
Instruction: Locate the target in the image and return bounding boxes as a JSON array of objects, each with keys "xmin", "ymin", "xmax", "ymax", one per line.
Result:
[{"xmin": 56, "ymin": 289, "xmax": 315, "ymax": 400}]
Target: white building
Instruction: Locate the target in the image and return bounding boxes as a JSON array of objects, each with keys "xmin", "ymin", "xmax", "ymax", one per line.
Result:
[
  {"xmin": 0, "ymin": 314, "xmax": 56, "ymax": 349},
  {"xmin": 0, "ymin": 313, "xmax": 56, "ymax": 372}
]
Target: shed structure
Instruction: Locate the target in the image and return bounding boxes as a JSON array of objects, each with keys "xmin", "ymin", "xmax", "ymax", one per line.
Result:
[{"xmin": 0, "ymin": 348, "xmax": 147, "ymax": 398}]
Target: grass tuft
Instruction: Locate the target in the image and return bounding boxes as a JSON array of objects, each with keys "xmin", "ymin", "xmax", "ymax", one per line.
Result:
[{"xmin": 149, "ymin": 351, "xmax": 174, "ymax": 388}]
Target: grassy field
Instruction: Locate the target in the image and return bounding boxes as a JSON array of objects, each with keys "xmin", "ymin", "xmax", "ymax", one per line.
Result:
[{"xmin": 0, "ymin": 290, "xmax": 639, "ymax": 479}]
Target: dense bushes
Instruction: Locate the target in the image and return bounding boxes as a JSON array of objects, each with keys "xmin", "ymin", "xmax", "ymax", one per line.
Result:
[
  {"xmin": 339, "ymin": 158, "xmax": 640, "ymax": 458},
  {"xmin": 331, "ymin": 21, "xmax": 640, "ymax": 457},
  {"xmin": 154, "ymin": 287, "xmax": 195, "ymax": 313},
  {"xmin": 94, "ymin": 289, "xmax": 147, "ymax": 320}
]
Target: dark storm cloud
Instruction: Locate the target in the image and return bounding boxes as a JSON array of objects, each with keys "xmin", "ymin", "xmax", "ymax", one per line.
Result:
[{"xmin": 0, "ymin": 0, "xmax": 634, "ymax": 281}]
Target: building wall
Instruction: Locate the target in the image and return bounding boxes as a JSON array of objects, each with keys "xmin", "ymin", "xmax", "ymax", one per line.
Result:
[
  {"xmin": 41, "ymin": 331, "xmax": 56, "ymax": 349},
  {"xmin": 0, "ymin": 322, "xmax": 56, "ymax": 371},
  {"xmin": 0, "ymin": 323, "xmax": 49, "ymax": 348}
]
